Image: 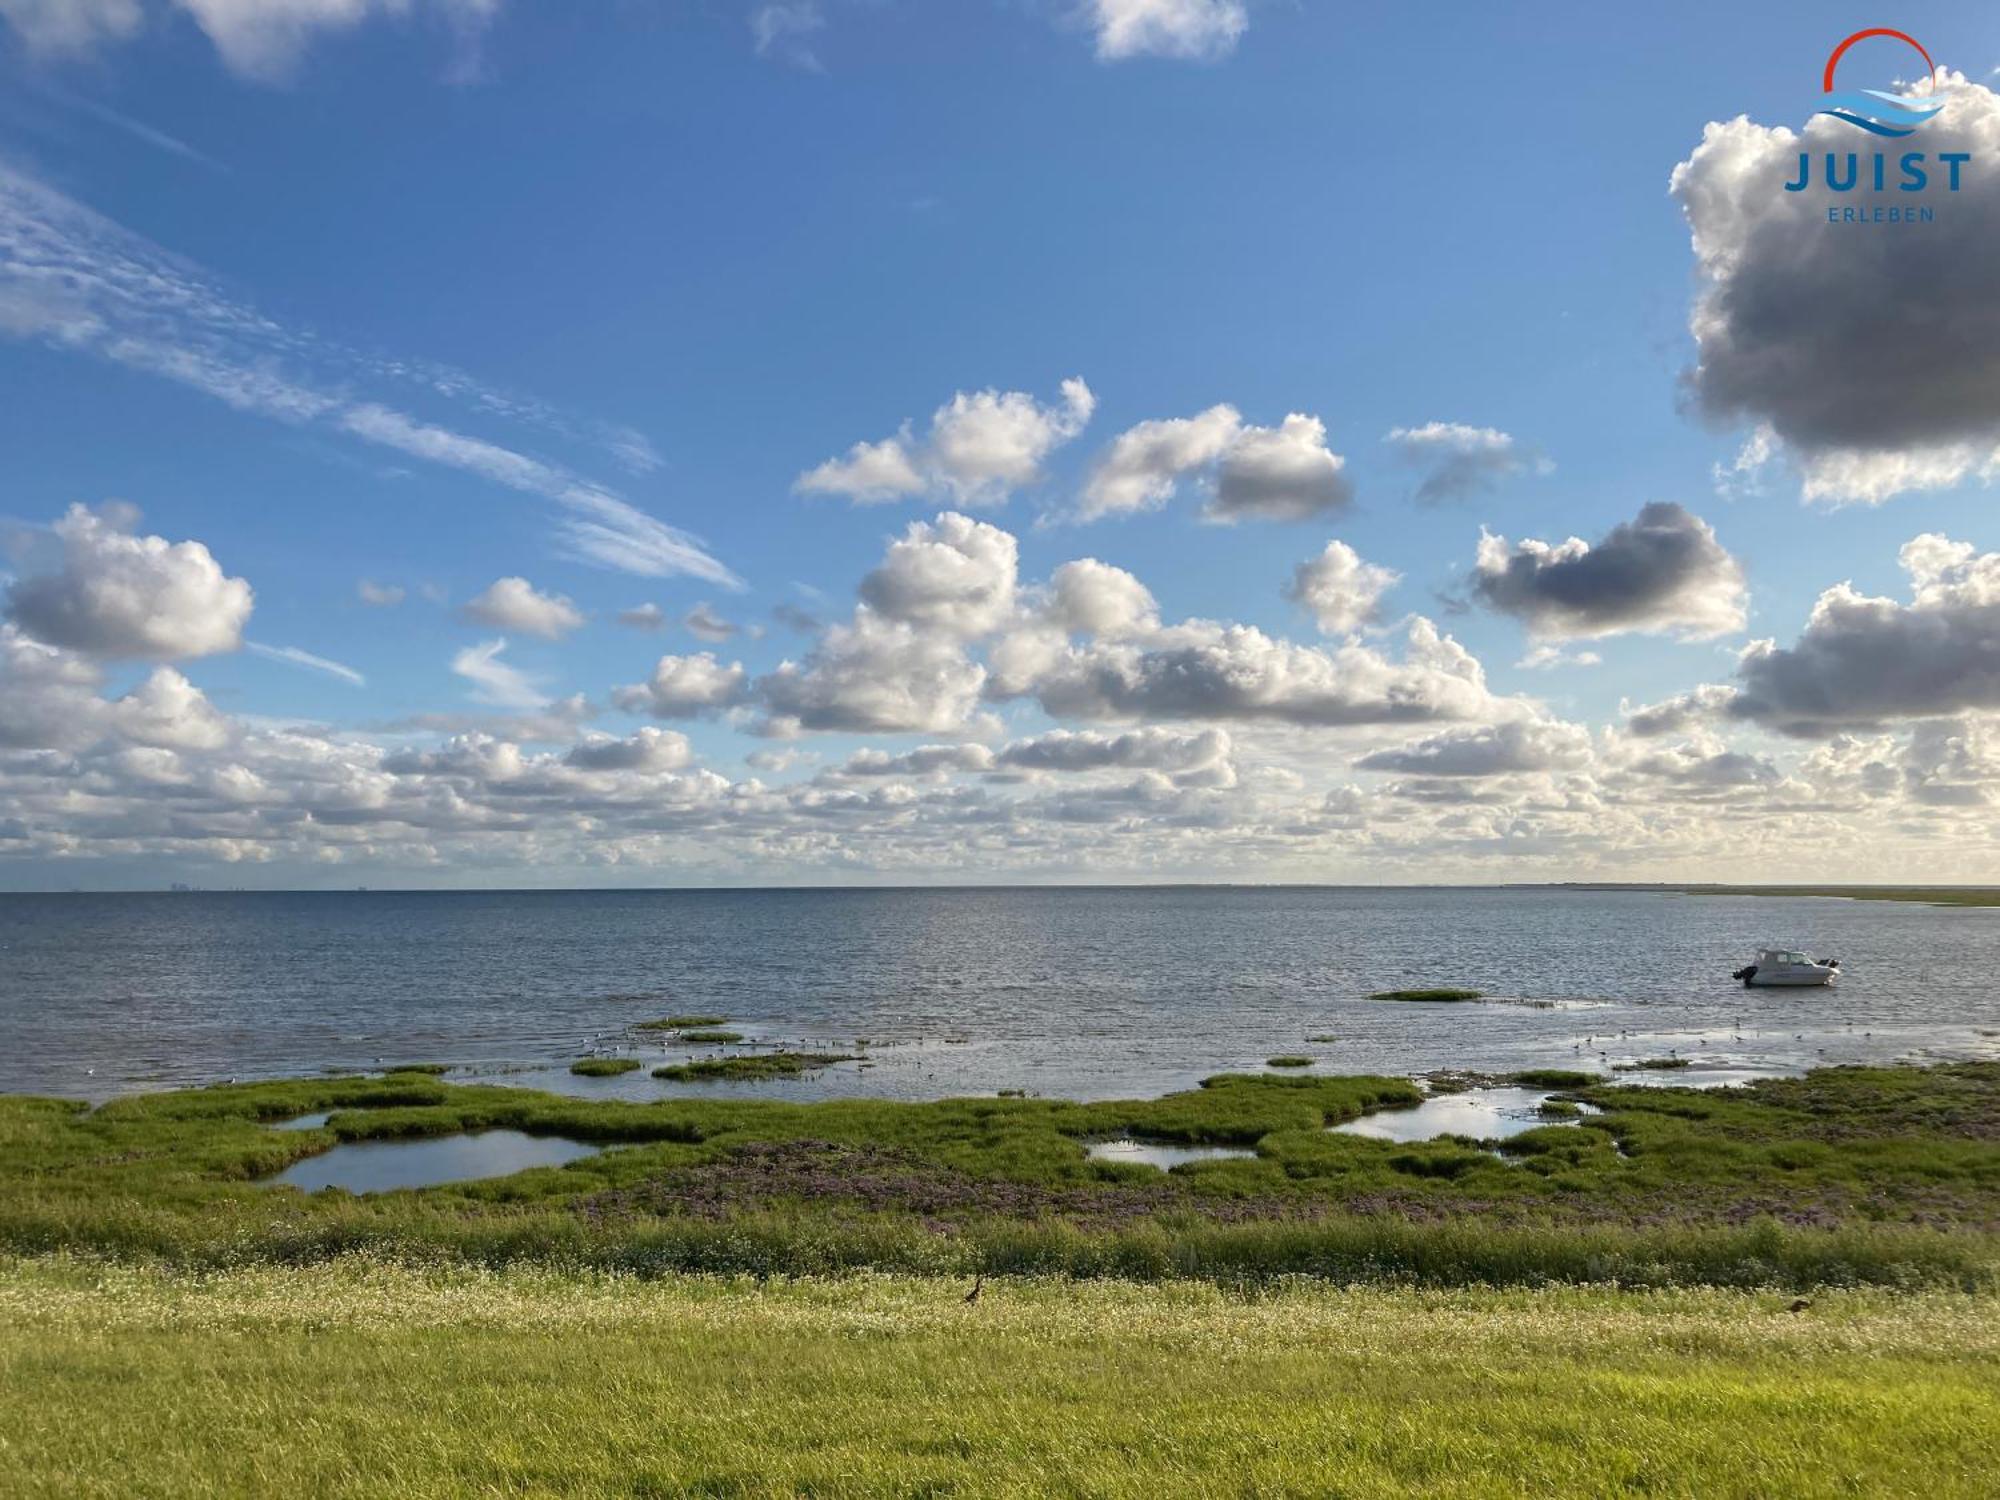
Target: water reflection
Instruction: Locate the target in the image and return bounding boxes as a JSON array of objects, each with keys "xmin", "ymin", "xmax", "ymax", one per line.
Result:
[
  {"xmin": 267, "ymin": 1130, "xmax": 599, "ymax": 1192},
  {"xmin": 1085, "ymin": 1137, "xmax": 1257, "ymax": 1169},
  {"xmin": 1332, "ymin": 1088, "xmax": 1567, "ymax": 1143}
]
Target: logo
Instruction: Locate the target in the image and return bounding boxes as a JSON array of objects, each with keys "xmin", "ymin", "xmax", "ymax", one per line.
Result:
[
  {"xmin": 1784, "ymin": 27, "xmax": 1967, "ymax": 218},
  {"xmin": 1817, "ymin": 28, "xmax": 1941, "ymax": 136}
]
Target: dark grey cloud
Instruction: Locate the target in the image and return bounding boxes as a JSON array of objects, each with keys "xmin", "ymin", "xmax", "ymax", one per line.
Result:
[
  {"xmin": 1470, "ymin": 502, "xmax": 1745, "ymax": 641},
  {"xmin": 1726, "ymin": 535, "xmax": 2000, "ymax": 737},
  {"xmin": 1671, "ymin": 80, "xmax": 2000, "ymax": 502}
]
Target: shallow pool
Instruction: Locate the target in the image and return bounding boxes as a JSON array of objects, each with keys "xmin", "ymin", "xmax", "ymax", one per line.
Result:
[
  {"xmin": 1084, "ymin": 1138, "xmax": 1258, "ymax": 1170},
  {"xmin": 1331, "ymin": 1088, "xmax": 1568, "ymax": 1143},
  {"xmin": 267, "ymin": 1130, "xmax": 600, "ymax": 1193}
]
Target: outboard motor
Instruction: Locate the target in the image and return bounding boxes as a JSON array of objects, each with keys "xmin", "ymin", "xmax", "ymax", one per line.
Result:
[{"xmin": 1731, "ymin": 964, "xmax": 1757, "ymax": 984}]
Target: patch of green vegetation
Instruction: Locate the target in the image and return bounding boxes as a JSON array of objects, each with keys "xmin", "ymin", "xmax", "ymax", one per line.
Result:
[
  {"xmin": 1641, "ymin": 884, "xmax": 2000, "ymax": 908},
  {"xmin": 1265, "ymin": 1056, "xmax": 1314, "ymax": 1069},
  {"xmin": 0, "ymin": 1064, "xmax": 1995, "ymax": 1290},
  {"xmin": 673, "ymin": 1029, "xmax": 744, "ymax": 1044},
  {"xmin": 6, "ymin": 1262, "xmax": 1997, "ymax": 1498},
  {"xmin": 652, "ymin": 1051, "xmax": 856, "ymax": 1082},
  {"xmin": 1369, "ymin": 988, "xmax": 1484, "ymax": 1003},
  {"xmin": 1512, "ymin": 1069, "xmax": 1602, "ymax": 1088},
  {"xmin": 1538, "ymin": 1099, "xmax": 1583, "ymax": 1119},
  {"xmin": 1614, "ymin": 1058, "xmax": 1692, "ymax": 1072},
  {"xmin": 634, "ymin": 1015, "xmax": 730, "ymax": 1031},
  {"xmin": 381, "ymin": 1063, "xmax": 449, "ymax": 1076},
  {"xmin": 568, "ymin": 1058, "xmax": 641, "ymax": 1077}
]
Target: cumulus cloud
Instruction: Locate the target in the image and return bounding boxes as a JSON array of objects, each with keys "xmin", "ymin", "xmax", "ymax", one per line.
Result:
[
  {"xmin": 1671, "ymin": 72, "xmax": 2000, "ymax": 505},
  {"xmin": 1017, "ymin": 617, "xmax": 1498, "ymax": 729},
  {"xmin": 1470, "ymin": 502, "xmax": 1746, "ymax": 641},
  {"xmin": 1207, "ymin": 413, "xmax": 1352, "ymax": 522},
  {"xmin": 1075, "ymin": 407, "xmax": 1352, "ymax": 524},
  {"xmin": 1287, "ymin": 541, "xmax": 1399, "ymax": 636},
  {"xmin": 756, "ymin": 613, "xmax": 987, "ymax": 736},
  {"xmin": 613, "ymin": 652, "xmax": 751, "ymax": 719},
  {"xmin": 1386, "ymin": 422, "xmax": 1549, "ymax": 504},
  {"xmin": 563, "ymin": 726, "xmax": 693, "ymax": 773},
  {"xmin": 450, "ymin": 638, "xmax": 545, "ymax": 710},
  {"xmin": 796, "ymin": 378, "xmax": 1094, "ymax": 506},
  {"xmin": 1078, "ymin": 404, "xmax": 1241, "ymax": 519},
  {"xmin": 996, "ymin": 726, "xmax": 1230, "ymax": 777},
  {"xmin": 1356, "ymin": 719, "xmax": 1592, "ymax": 778},
  {"xmin": 460, "ymin": 577, "xmax": 585, "ymax": 640},
  {"xmin": 1621, "ymin": 683, "xmax": 1735, "ymax": 738},
  {"xmin": 1727, "ymin": 534, "xmax": 2000, "ymax": 736},
  {"xmin": 4, "ymin": 504, "xmax": 252, "ymax": 660},
  {"xmin": 1088, "ymin": 0, "xmax": 1246, "ymax": 61},
  {"xmin": 858, "ymin": 512, "xmax": 1018, "ymax": 639}
]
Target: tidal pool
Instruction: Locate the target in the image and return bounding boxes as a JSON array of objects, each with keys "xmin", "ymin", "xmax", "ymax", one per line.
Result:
[
  {"xmin": 268, "ymin": 1130, "xmax": 600, "ymax": 1193},
  {"xmin": 1085, "ymin": 1138, "xmax": 1258, "ymax": 1170},
  {"xmin": 269, "ymin": 1112, "xmax": 330, "ymax": 1131},
  {"xmin": 1332, "ymin": 1088, "xmax": 1569, "ymax": 1143}
]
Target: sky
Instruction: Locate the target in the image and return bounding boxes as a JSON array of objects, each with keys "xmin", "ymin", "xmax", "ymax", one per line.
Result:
[{"xmin": 1, "ymin": 0, "xmax": 1999, "ymax": 888}]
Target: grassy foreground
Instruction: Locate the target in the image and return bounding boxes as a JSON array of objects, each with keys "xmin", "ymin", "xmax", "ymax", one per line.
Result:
[
  {"xmin": 2, "ymin": 1063, "xmax": 1996, "ymax": 1289},
  {"xmin": 2, "ymin": 1257, "xmax": 1996, "ymax": 1498}
]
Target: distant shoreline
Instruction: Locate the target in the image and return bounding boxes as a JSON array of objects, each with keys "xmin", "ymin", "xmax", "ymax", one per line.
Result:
[{"xmin": 4, "ymin": 881, "xmax": 2000, "ymax": 902}]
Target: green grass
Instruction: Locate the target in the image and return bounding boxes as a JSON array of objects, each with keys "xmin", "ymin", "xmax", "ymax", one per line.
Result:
[
  {"xmin": 1, "ymin": 1258, "xmax": 1996, "ymax": 1498},
  {"xmin": 652, "ymin": 1051, "xmax": 857, "ymax": 1082},
  {"xmin": 1539, "ymin": 1099, "xmax": 1583, "ymax": 1119},
  {"xmin": 568, "ymin": 1058, "xmax": 641, "ymax": 1077},
  {"xmin": 1265, "ymin": 1056, "xmax": 1313, "ymax": 1068},
  {"xmin": 673, "ymin": 1029, "xmax": 745, "ymax": 1044},
  {"xmin": 635, "ymin": 1015, "xmax": 729, "ymax": 1031},
  {"xmin": 1615, "ymin": 1057, "xmax": 1692, "ymax": 1072},
  {"xmin": 1510, "ymin": 1068, "xmax": 1601, "ymax": 1088},
  {"xmin": 0, "ymin": 1064, "xmax": 1994, "ymax": 1289},
  {"xmin": 1369, "ymin": 988, "xmax": 1484, "ymax": 1002}
]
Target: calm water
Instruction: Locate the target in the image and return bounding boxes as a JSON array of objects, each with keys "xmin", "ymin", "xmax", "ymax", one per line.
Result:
[
  {"xmin": 266, "ymin": 1130, "xmax": 600, "ymax": 1193},
  {"xmin": 2, "ymin": 888, "xmax": 1996, "ymax": 1105}
]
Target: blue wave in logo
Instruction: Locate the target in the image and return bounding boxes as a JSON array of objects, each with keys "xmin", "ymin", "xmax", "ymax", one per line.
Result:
[{"xmin": 1817, "ymin": 88, "xmax": 1943, "ymax": 137}]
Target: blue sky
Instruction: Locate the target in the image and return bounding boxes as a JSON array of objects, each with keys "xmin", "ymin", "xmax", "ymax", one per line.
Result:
[{"xmin": 3, "ymin": 1, "xmax": 2000, "ymax": 887}]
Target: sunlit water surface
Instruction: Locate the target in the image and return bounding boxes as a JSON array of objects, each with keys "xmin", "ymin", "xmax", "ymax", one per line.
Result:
[{"xmin": 2, "ymin": 888, "xmax": 1995, "ymax": 1104}]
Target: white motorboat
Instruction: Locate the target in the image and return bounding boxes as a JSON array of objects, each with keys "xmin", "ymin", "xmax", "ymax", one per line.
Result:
[{"xmin": 1731, "ymin": 948, "xmax": 1839, "ymax": 987}]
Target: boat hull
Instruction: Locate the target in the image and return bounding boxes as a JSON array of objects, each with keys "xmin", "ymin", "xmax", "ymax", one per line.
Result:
[{"xmin": 1745, "ymin": 971, "xmax": 1837, "ymax": 987}]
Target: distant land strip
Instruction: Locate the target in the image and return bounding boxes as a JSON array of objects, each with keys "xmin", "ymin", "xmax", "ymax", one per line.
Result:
[{"xmin": 1546, "ymin": 884, "xmax": 2000, "ymax": 908}]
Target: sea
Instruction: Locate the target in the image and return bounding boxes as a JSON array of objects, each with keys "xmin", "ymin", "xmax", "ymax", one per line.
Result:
[{"xmin": 2, "ymin": 887, "xmax": 1996, "ymax": 1104}]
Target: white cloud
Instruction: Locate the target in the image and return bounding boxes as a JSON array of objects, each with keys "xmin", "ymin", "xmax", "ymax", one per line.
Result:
[
  {"xmin": 460, "ymin": 577, "xmax": 586, "ymax": 640},
  {"xmin": 564, "ymin": 726, "xmax": 692, "ymax": 773},
  {"xmin": 0, "ymin": 163, "xmax": 738, "ymax": 589},
  {"xmin": 357, "ymin": 580, "xmax": 405, "ymax": 607},
  {"xmin": 1287, "ymin": 540, "xmax": 1399, "ymax": 636},
  {"xmin": 1079, "ymin": 404, "xmax": 1241, "ymax": 519},
  {"xmin": 756, "ymin": 612, "xmax": 988, "ymax": 735},
  {"xmin": 0, "ymin": 0, "xmax": 141, "ymax": 57},
  {"xmin": 4, "ymin": 503, "xmax": 252, "ymax": 660},
  {"xmin": 750, "ymin": 1, "xmax": 823, "ymax": 71},
  {"xmin": 450, "ymin": 638, "xmax": 545, "ymax": 709},
  {"xmin": 1385, "ymin": 422, "xmax": 1549, "ymax": 504},
  {"xmin": 1207, "ymin": 413, "xmax": 1353, "ymax": 522},
  {"xmin": 858, "ymin": 512, "xmax": 1018, "ymax": 639},
  {"xmin": 613, "ymin": 652, "xmax": 750, "ymax": 719},
  {"xmin": 1088, "ymin": 0, "xmax": 1246, "ymax": 61},
  {"xmin": 1356, "ymin": 719, "xmax": 1592, "ymax": 778},
  {"xmin": 796, "ymin": 378, "xmax": 1094, "ymax": 506},
  {"xmin": 246, "ymin": 641, "xmax": 365, "ymax": 686}
]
